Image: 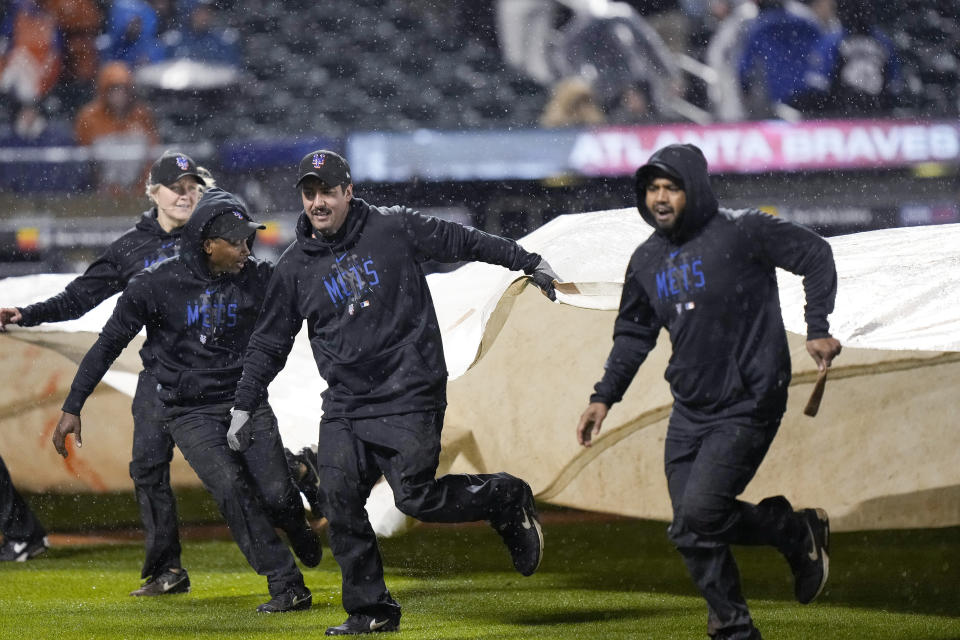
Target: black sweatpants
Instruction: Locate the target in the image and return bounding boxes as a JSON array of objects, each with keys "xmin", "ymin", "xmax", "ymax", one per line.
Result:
[
  {"xmin": 0, "ymin": 454, "xmax": 46, "ymax": 542},
  {"xmin": 317, "ymin": 410, "xmax": 527, "ymax": 618},
  {"xmin": 166, "ymin": 401, "xmax": 306, "ymax": 597},
  {"xmin": 664, "ymin": 411, "xmax": 807, "ymax": 639},
  {"xmin": 130, "ymin": 370, "xmax": 182, "ymax": 579}
]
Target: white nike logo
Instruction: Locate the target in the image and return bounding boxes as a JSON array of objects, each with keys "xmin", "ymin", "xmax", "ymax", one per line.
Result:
[
  {"xmin": 160, "ymin": 578, "xmax": 182, "ymax": 592},
  {"xmin": 806, "ymin": 522, "xmax": 819, "ymax": 561},
  {"xmin": 291, "ymin": 594, "xmax": 309, "ymax": 607},
  {"xmin": 520, "ymin": 509, "xmax": 533, "ymax": 531},
  {"xmin": 369, "ymin": 618, "xmax": 391, "ymax": 631}
]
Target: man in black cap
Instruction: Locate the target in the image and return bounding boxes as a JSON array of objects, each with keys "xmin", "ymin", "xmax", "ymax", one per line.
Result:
[
  {"xmin": 0, "ymin": 149, "xmax": 209, "ymax": 593},
  {"xmin": 230, "ymin": 149, "xmax": 558, "ymax": 634},
  {"xmin": 52, "ymin": 188, "xmax": 321, "ymax": 613},
  {"xmin": 576, "ymin": 143, "xmax": 842, "ymax": 640}
]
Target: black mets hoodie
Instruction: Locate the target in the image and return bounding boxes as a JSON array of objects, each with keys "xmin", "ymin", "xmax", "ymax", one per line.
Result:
[
  {"xmin": 18, "ymin": 210, "xmax": 182, "ymax": 326},
  {"xmin": 233, "ymin": 197, "xmax": 543, "ymax": 419},
  {"xmin": 591, "ymin": 144, "xmax": 837, "ymax": 422},
  {"xmin": 62, "ymin": 189, "xmax": 273, "ymax": 414}
]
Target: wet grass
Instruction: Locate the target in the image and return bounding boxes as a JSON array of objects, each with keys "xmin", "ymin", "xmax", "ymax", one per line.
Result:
[{"xmin": 1, "ymin": 507, "xmax": 957, "ymax": 639}]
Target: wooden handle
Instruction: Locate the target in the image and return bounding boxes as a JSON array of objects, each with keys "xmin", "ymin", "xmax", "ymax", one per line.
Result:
[{"xmin": 803, "ymin": 368, "xmax": 829, "ymax": 417}]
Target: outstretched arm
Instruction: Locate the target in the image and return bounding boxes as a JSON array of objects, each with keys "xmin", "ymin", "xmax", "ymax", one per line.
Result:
[{"xmin": 400, "ymin": 209, "xmax": 560, "ymax": 298}]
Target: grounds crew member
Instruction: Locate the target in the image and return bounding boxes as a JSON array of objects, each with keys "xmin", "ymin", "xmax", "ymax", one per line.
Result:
[
  {"xmin": 230, "ymin": 149, "xmax": 555, "ymax": 635},
  {"xmin": 576, "ymin": 143, "xmax": 842, "ymax": 640},
  {"xmin": 0, "ymin": 150, "xmax": 206, "ymax": 594},
  {"xmin": 52, "ymin": 188, "xmax": 321, "ymax": 613}
]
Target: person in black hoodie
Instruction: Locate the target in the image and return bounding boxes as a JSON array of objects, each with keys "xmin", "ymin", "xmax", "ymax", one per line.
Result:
[
  {"xmin": 50, "ymin": 188, "xmax": 321, "ymax": 614},
  {"xmin": 0, "ymin": 150, "xmax": 207, "ymax": 592},
  {"xmin": 231, "ymin": 149, "xmax": 557, "ymax": 635},
  {"xmin": 576, "ymin": 143, "xmax": 842, "ymax": 640}
]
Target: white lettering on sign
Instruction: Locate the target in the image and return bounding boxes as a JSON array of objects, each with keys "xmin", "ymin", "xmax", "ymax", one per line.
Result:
[{"xmin": 571, "ymin": 121, "xmax": 960, "ymax": 174}]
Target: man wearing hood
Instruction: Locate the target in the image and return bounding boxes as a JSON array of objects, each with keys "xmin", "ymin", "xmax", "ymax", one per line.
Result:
[
  {"xmin": 50, "ymin": 187, "xmax": 321, "ymax": 614},
  {"xmin": 576, "ymin": 144, "xmax": 842, "ymax": 640},
  {"xmin": 231, "ymin": 149, "xmax": 557, "ymax": 635}
]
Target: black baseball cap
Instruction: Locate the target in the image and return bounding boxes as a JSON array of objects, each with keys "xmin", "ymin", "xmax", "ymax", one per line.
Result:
[
  {"xmin": 296, "ymin": 149, "xmax": 351, "ymax": 188},
  {"xmin": 150, "ymin": 150, "xmax": 206, "ymax": 187},
  {"xmin": 204, "ymin": 210, "xmax": 266, "ymax": 241}
]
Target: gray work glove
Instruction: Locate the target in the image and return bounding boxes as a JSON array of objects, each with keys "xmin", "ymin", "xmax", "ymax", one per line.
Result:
[
  {"xmin": 227, "ymin": 408, "xmax": 252, "ymax": 452},
  {"xmin": 529, "ymin": 258, "xmax": 559, "ymax": 301}
]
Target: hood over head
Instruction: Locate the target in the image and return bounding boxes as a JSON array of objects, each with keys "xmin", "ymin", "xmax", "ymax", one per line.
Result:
[
  {"xmin": 635, "ymin": 143, "xmax": 718, "ymax": 243},
  {"xmin": 180, "ymin": 187, "xmax": 257, "ymax": 278}
]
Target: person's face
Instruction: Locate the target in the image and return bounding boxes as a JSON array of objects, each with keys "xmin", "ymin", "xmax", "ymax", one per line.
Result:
[
  {"xmin": 300, "ymin": 177, "xmax": 353, "ymax": 236},
  {"xmin": 645, "ymin": 176, "xmax": 686, "ymax": 231},
  {"xmin": 203, "ymin": 237, "xmax": 251, "ymax": 275},
  {"xmin": 153, "ymin": 176, "xmax": 203, "ymax": 231},
  {"xmin": 104, "ymin": 84, "xmax": 133, "ymax": 114}
]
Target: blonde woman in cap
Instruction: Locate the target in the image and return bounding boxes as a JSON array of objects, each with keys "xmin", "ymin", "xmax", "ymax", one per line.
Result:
[{"xmin": 1, "ymin": 150, "xmax": 210, "ymax": 595}]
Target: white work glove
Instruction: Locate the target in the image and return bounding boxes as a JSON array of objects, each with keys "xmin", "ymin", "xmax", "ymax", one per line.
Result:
[
  {"xmin": 227, "ymin": 408, "xmax": 252, "ymax": 452},
  {"xmin": 530, "ymin": 258, "xmax": 559, "ymax": 301}
]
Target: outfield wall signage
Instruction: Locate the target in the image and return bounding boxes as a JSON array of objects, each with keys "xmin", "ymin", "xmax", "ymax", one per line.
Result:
[{"xmin": 349, "ymin": 119, "xmax": 960, "ymax": 182}]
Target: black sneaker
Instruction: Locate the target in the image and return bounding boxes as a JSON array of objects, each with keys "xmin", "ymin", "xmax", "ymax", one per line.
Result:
[
  {"xmin": 257, "ymin": 585, "xmax": 312, "ymax": 613},
  {"xmin": 787, "ymin": 508, "xmax": 830, "ymax": 604},
  {"xmin": 325, "ymin": 613, "xmax": 400, "ymax": 635},
  {"xmin": 0, "ymin": 536, "xmax": 48, "ymax": 562},
  {"xmin": 287, "ymin": 519, "xmax": 322, "ymax": 568},
  {"xmin": 286, "ymin": 445, "xmax": 324, "ymax": 517},
  {"xmin": 490, "ymin": 481, "xmax": 543, "ymax": 576},
  {"xmin": 129, "ymin": 568, "xmax": 190, "ymax": 596}
]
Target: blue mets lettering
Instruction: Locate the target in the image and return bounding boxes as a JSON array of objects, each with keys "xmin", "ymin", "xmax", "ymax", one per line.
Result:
[
  {"xmin": 363, "ymin": 259, "xmax": 379, "ymax": 286},
  {"xmin": 656, "ymin": 257, "xmax": 706, "ymax": 300},
  {"xmin": 324, "ymin": 277, "xmax": 346, "ymax": 303},
  {"xmin": 186, "ymin": 302, "xmax": 239, "ymax": 328},
  {"xmin": 323, "ymin": 255, "xmax": 384, "ymax": 306}
]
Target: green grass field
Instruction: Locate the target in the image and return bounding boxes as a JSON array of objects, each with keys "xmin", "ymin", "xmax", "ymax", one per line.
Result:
[{"xmin": 2, "ymin": 495, "xmax": 958, "ymax": 640}]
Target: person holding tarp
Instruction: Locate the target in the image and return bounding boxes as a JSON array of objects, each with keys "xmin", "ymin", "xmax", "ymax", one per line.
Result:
[
  {"xmin": 51, "ymin": 187, "xmax": 321, "ymax": 613},
  {"xmin": 576, "ymin": 143, "xmax": 842, "ymax": 640}
]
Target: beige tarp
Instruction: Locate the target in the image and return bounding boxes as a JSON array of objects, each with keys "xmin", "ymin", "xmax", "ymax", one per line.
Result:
[{"xmin": 2, "ymin": 211, "xmax": 958, "ymax": 532}]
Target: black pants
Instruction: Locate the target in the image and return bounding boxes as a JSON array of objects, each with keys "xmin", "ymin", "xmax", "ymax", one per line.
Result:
[
  {"xmin": 130, "ymin": 370, "xmax": 181, "ymax": 578},
  {"xmin": 664, "ymin": 412, "xmax": 806, "ymax": 639},
  {"xmin": 166, "ymin": 401, "xmax": 305, "ymax": 596},
  {"xmin": 317, "ymin": 410, "xmax": 526, "ymax": 618},
  {"xmin": 0, "ymin": 454, "xmax": 46, "ymax": 541}
]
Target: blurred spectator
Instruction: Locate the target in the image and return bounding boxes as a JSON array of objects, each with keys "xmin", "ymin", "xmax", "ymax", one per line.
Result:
[
  {"xmin": 606, "ymin": 79, "xmax": 660, "ymax": 124},
  {"xmin": 43, "ymin": 0, "xmax": 102, "ymax": 112},
  {"xmin": 0, "ymin": 0, "xmax": 62, "ymax": 105},
  {"xmin": 539, "ymin": 76, "xmax": 607, "ymax": 127},
  {"xmin": 101, "ymin": 0, "xmax": 165, "ymax": 68},
  {"xmin": 737, "ymin": 0, "xmax": 824, "ymax": 118},
  {"xmin": 74, "ymin": 61, "xmax": 159, "ymax": 192},
  {"xmin": 163, "ymin": 0, "xmax": 241, "ymax": 67},
  {"xmin": 804, "ymin": 0, "xmax": 903, "ymax": 115},
  {"xmin": 555, "ymin": 0, "xmax": 683, "ymax": 119}
]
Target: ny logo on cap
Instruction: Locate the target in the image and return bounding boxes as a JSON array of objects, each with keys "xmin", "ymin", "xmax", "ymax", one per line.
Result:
[
  {"xmin": 176, "ymin": 155, "xmax": 189, "ymax": 170},
  {"xmin": 312, "ymin": 153, "xmax": 325, "ymax": 168}
]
